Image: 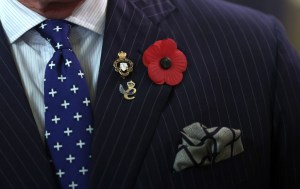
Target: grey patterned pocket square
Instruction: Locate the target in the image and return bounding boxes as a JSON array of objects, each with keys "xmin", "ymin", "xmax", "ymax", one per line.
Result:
[{"xmin": 173, "ymin": 122, "xmax": 244, "ymax": 172}]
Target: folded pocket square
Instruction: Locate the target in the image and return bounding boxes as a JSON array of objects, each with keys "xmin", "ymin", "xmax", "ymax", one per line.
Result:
[{"xmin": 173, "ymin": 122, "xmax": 244, "ymax": 172}]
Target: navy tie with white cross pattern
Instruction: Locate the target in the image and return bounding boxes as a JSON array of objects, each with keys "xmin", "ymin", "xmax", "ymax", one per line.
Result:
[{"xmin": 36, "ymin": 20, "xmax": 93, "ymax": 189}]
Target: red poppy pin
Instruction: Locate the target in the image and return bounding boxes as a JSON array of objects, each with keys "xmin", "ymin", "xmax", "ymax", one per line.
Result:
[{"xmin": 142, "ymin": 38, "xmax": 187, "ymax": 86}]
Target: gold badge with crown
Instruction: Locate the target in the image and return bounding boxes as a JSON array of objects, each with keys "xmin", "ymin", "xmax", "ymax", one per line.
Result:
[{"xmin": 113, "ymin": 51, "xmax": 134, "ymax": 79}]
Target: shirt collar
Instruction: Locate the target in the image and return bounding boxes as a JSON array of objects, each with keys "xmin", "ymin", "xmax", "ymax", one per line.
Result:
[{"xmin": 0, "ymin": 0, "xmax": 107, "ymax": 44}]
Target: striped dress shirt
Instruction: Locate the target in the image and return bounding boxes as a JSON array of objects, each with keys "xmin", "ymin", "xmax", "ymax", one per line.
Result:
[{"xmin": 0, "ymin": 0, "xmax": 107, "ymax": 137}]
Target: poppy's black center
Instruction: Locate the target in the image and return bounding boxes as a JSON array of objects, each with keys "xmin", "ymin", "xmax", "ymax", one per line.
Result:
[{"xmin": 160, "ymin": 57, "xmax": 172, "ymax": 70}]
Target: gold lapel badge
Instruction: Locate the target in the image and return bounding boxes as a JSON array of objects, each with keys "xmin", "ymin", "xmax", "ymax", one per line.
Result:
[
  {"xmin": 119, "ymin": 80, "xmax": 137, "ymax": 100},
  {"xmin": 113, "ymin": 51, "xmax": 134, "ymax": 79}
]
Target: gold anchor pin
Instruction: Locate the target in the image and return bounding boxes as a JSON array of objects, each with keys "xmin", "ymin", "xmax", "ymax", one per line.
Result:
[
  {"xmin": 119, "ymin": 80, "xmax": 137, "ymax": 100},
  {"xmin": 113, "ymin": 51, "xmax": 134, "ymax": 79}
]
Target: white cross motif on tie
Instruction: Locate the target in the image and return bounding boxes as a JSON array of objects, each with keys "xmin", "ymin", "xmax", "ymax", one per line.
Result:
[
  {"xmin": 83, "ymin": 98, "xmax": 91, "ymax": 106},
  {"xmin": 70, "ymin": 85, "xmax": 79, "ymax": 94},
  {"xmin": 58, "ymin": 75, "xmax": 67, "ymax": 82},
  {"xmin": 49, "ymin": 61, "xmax": 55, "ymax": 69},
  {"xmin": 76, "ymin": 140, "xmax": 85, "ymax": 148},
  {"xmin": 55, "ymin": 42, "xmax": 63, "ymax": 49},
  {"xmin": 52, "ymin": 115, "xmax": 60, "ymax": 124},
  {"xmin": 66, "ymin": 155, "xmax": 76, "ymax": 163},
  {"xmin": 78, "ymin": 70, "xmax": 84, "ymax": 78},
  {"xmin": 69, "ymin": 181, "xmax": 78, "ymax": 189},
  {"xmin": 64, "ymin": 128, "xmax": 73, "ymax": 136},
  {"xmin": 61, "ymin": 100, "xmax": 70, "ymax": 109},
  {"xmin": 36, "ymin": 19, "xmax": 93, "ymax": 189},
  {"xmin": 53, "ymin": 26, "xmax": 63, "ymax": 32},
  {"xmin": 49, "ymin": 88, "xmax": 57, "ymax": 97},
  {"xmin": 57, "ymin": 170, "xmax": 65, "ymax": 178},
  {"xmin": 45, "ymin": 131, "xmax": 51, "ymax": 139},
  {"xmin": 40, "ymin": 23, "xmax": 47, "ymax": 29},
  {"xmin": 65, "ymin": 59, "xmax": 72, "ymax": 67},
  {"xmin": 86, "ymin": 125, "xmax": 93, "ymax": 134},
  {"xmin": 73, "ymin": 112, "xmax": 82, "ymax": 121},
  {"xmin": 44, "ymin": 105, "xmax": 48, "ymax": 112},
  {"xmin": 54, "ymin": 142, "xmax": 63, "ymax": 151},
  {"xmin": 79, "ymin": 167, "xmax": 88, "ymax": 175}
]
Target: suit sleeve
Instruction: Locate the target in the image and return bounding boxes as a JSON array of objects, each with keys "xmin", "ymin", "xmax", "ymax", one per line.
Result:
[{"xmin": 271, "ymin": 18, "xmax": 300, "ymax": 188}]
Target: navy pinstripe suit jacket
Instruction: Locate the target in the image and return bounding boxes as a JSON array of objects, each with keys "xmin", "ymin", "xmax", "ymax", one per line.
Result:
[{"xmin": 0, "ymin": 0, "xmax": 299, "ymax": 188}]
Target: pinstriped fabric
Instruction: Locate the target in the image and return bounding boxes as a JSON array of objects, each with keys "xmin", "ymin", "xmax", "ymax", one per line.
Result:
[
  {"xmin": 204, "ymin": 2, "xmax": 267, "ymax": 174},
  {"xmin": 222, "ymin": 4, "xmax": 300, "ymax": 187},
  {"xmin": 138, "ymin": 0, "xmax": 258, "ymax": 185},
  {"xmin": 90, "ymin": 0, "xmax": 174, "ymax": 188},
  {"xmin": 272, "ymin": 18, "xmax": 300, "ymax": 187},
  {"xmin": 130, "ymin": 0, "xmax": 299, "ymax": 189},
  {"xmin": 0, "ymin": 113, "xmax": 40, "ymax": 187},
  {"xmin": 0, "ymin": 0, "xmax": 299, "ymax": 188},
  {"xmin": 199, "ymin": 1, "xmax": 266, "ymax": 180},
  {"xmin": 0, "ymin": 24, "xmax": 59, "ymax": 188},
  {"xmin": 0, "ymin": 165, "xmax": 14, "ymax": 188}
]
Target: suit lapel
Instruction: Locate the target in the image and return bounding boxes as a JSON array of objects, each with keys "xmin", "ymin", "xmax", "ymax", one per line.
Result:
[
  {"xmin": 90, "ymin": 0, "xmax": 176, "ymax": 188},
  {"xmin": 0, "ymin": 23, "xmax": 59, "ymax": 188}
]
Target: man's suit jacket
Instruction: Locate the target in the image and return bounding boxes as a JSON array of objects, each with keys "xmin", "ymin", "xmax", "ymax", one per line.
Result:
[
  {"xmin": 226, "ymin": 0, "xmax": 282, "ymax": 17},
  {"xmin": 0, "ymin": 0, "xmax": 299, "ymax": 188}
]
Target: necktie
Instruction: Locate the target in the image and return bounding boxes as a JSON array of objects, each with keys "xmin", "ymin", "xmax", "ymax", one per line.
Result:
[{"xmin": 36, "ymin": 20, "xmax": 93, "ymax": 189}]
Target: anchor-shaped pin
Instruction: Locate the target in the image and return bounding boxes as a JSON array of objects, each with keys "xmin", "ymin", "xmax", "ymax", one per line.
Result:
[{"xmin": 119, "ymin": 80, "xmax": 137, "ymax": 100}]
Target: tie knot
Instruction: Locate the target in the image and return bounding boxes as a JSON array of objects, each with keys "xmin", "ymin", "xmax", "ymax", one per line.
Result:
[{"xmin": 36, "ymin": 19, "xmax": 72, "ymax": 51}]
